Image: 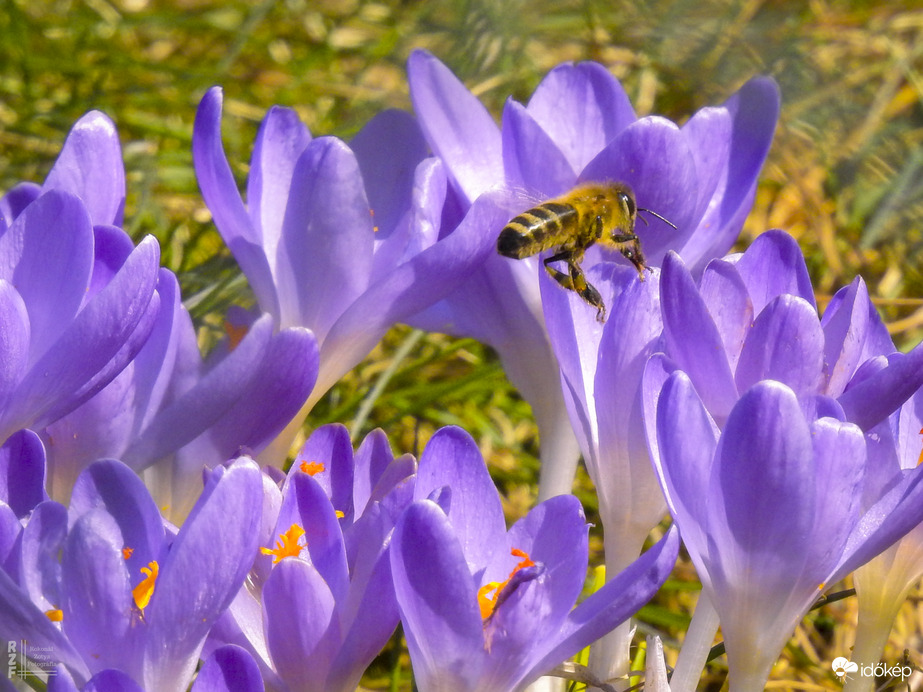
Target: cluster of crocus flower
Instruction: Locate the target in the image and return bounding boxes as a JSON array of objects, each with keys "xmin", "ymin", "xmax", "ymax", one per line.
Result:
[{"xmin": 0, "ymin": 48, "xmax": 921, "ymax": 692}]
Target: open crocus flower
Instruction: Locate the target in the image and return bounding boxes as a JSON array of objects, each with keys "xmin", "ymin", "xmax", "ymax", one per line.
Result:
[
  {"xmin": 0, "ymin": 109, "xmax": 125, "ymax": 229},
  {"xmin": 0, "ymin": 454, "xmax": 263, "ymax": 690},
  {"xmin": 404, "ymin": 49, "xmax": 780, "ymax": 499},
  {"xmin": 390, "ymin": 426, "xmax": 679, "ymax": 692},
  {"xmin": 193, "ymin": 87, "xmax": 503, "ymax": 456},
  {"xmin": 845, "ymin": 387, "xmax": 923, "ymax": 689},
  {"xmin": 652, "ymin": 374, "xmax": 923, "ymax": 691},
  {"xmin": 205, "ymin": 424, "xmax": 415, "ymax": 691},
  {"xmin": 0, "ymin": 190, "xmax": 161, "ymax": 447}
]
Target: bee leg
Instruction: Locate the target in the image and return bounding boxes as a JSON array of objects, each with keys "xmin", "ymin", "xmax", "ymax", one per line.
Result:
[
  {"xmin": 542, "ymin": 252, "xmax": 606, "ymax": 321},
  {"xmin": 568, "ymin": 262, "xmax": 606, "ymax": 322}
]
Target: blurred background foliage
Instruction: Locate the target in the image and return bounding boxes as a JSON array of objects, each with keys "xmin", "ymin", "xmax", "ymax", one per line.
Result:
[{"xmin": 2, "ymin": 0, "xmax": 922, "ymax": 689}]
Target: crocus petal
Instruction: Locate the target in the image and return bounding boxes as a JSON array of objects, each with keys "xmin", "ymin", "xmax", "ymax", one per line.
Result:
[
  {"xmin": 0, "ymin": 282, "xmax": 29, "ymax": 414},
  {"xmin": 352, "ymin": 428, "xmax": 396, "ymax": 514},
  {"xmin": 0, "ymin": 182, "xmax": 41, "ymax": 224},
  {"xmin": 834, "ymin": 463, "xmax": 923, "ymax": 581},
  {"xmin": 17, "ymin": 503, "xmax": 65, "ymax": 639},
  {"xmin": 193, "ymin": 87, "xmax": 279, "ymax": 318},
  {"xmin": 283, "ymin": 136, "xmax": 375, "ymax": 337},
  {"xmin": 61, "ymin": 509, "xmax": 135, "ymax": 675},
  {"xmin": 0, "ymin": 190, "xmax": 94, "ymax": 358},
  {"xmin": 68, "ymin": 460, "xmax": 165, "ymax": 569},
  {"xmin": 653, "ymin": 371, "xmax": 719, "ymax": 558},
  {"xmin": 408, "ymin": 49, "xmax": 503, "ymax": 202},
  {"xmin": 525, "ymin": 526, "xmax": 680, "ymax": 683},
  {"xmin": 277, "ymin": 471, "xmax": 349, "ymax": 603},
  {"xmin": 317, "ymin": 188, "xmax": 503, "ymax": 399},
  {"xmin": 413, "ymin": 426, "xmax": 507, "ymax": 571},
  {"xmin": 246, "ymin": 105, "xmax": 312, "ymax": 251},
  {"xmin": 121, "ymin": 315, "xmax": 275, "ymax": 466},
  {"xmin": 717, "ymin": 382, "xmax": 816, "ymax": 572},
  {"xmin": 351, "ymin": 108, "xmax": 429, "ymax": 239},
  {"xmin": 732, "ymin": 230, "xmax": 815, "ymax": 314},
  {"xmin": 660, "ymin": 252, "xmax": 738, "ymax": 421},
  {"xmin": 500, "ymin": 495, "xmax": 589, "ymax": 657},
  {"xmin": 192, "ymin": 645, "xmax": 264, "ymax": 692},
  {"xmin": 501, "ymin": 99, "xmax": 576, "ymax": 194},
  {"xmin": 391, "ymin": 500, "xmax": 487, "ymax": 691},
  {"xmin": 806, "ymin": 417, "xmax": 866, "ymax": 576},
  {"xmin": 291, "ymin": 423, "xmax": 354, "ymax": 517},
  {"xmin": 821, "ymin": 277, "xmax": 871, "ymax": 395},
  {"xmin": 593, "ymin": 267, "xmax": 667, "ymax": 532},
  {"xmin": 6, "ymin": 235, "xmax": 160, "ymax": 434},
  {"xmin": 697, "ymin": 258, "xmax": 753, "ymax": 372},
  {"xmin": 0, "ymin": 565, "xmax": 91, "ymax": 684},
  {"xmin": 525, "ymin": 61, "xmax": 636, "ymax": 175},
  {"xmin": 202, "ymin": 326, "xmax": 319, "ymax": 458},
  {"xmin": 327, "ymin": 505, "xmax": 401, "ymax": 692},
  {"xmin": 43, "ymin": 111, "xmax": 126, "ymax": 227},
  {"xmin": 0, "ymin": 429, "xmax": 46, "ymax": 517},
  {"xmin": 263, "ymin": 557, "xmax": 339, "ymax": 691},
  {"xmin": 838, "ymin": 344, "xmax": 923, "ymax": 431},
  {"xmin": 82, "ymin": 669, "xmax": 145, "ymax": 692},
  {"xmin": 679, "ymin": 77, "xmax": 780, "ymax": 270},
  {"xmin": 734, "ymin": 295, "xmax": 825, "ymax": 397},
  {"xmin": 142, "ymin": 458, "xmax": 262, "ymax": 690},
  {"xmin": 581, "ymin": 117, "xmax": 699, "ymax": 260}
]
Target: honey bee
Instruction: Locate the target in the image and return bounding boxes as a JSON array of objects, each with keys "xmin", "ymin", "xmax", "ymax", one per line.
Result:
[{"xmin": 497, "ymin": 181, "xmax": 675, "ymax": 321}]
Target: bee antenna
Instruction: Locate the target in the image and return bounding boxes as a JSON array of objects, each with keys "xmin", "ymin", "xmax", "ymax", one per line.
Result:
[{"xmin": 639, "ymin": 208, "xmax": 677, "ymax": 230}]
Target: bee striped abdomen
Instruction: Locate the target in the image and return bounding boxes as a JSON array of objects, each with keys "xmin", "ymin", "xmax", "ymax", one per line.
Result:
[{"xmin": 497, "ymin": 202, "xmax": 576, "ymax": 259}]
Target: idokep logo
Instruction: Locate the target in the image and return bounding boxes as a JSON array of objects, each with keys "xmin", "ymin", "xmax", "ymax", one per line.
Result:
[
  {"xmin": 832, "ymin": 657, "xmax": 859, "ymax": 680},
  {"xmin": 832, "ymin": 656, "xmax": 913, "ymax": 684}
]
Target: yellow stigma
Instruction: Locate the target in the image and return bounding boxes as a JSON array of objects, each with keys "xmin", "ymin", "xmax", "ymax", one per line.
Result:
[
  {"xmin": 45, "ymin": 609, "xmax": 63, "ymax": 622},
  {"xmin": 122, "ymin": 546, "xmax": 134, "ymax": 560},
  {"xmin": 132, "ymin": 561, "xmax": 159, "ymax": 611},
  {"xmin": 261, "ymin": 524, "xmax": 306, "ymax": 564},
  {"xmin": 477, "ymin": 548, "xmax": 535, "ymax": 620}
]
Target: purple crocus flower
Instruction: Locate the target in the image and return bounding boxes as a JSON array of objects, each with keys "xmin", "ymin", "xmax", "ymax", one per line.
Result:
[
  {"xmin": 205, "ymin": 424, "xmax": 415, "ymax": 691},
  {"xmin": 846, "ymin": 387, "xmax": 923, "ymax": 686},
  {"xmin": 652, "ymin": 373, "xmax": 923, "ymax": 690},
  {"xmin": 192, "ymin": 87, "xmax": 503, "ymax": 457},
  {"xmin": 0, "ymin": 190, "xmax": 161, "ymax": 447},
  {"xmin": 404, "ymin": 49, "xmax": 780, "ymax": 499},
  {"xmin": 639, "ymin": 230, "xmax": 923, "ymax": 689},
  {"xmin": 650, "ymin": 230, "xmax": 923, "ymax": 434},
  {"xmin": 0, "ymin": 454, "xmax": 263, "ymax": 690},
  {"xmin": 390, "ymin": 426, "xmax": 679, "ymax": 692},
  {"xmin": 0, "ymin": 110, "xmax": 125, "ymax": 229}
]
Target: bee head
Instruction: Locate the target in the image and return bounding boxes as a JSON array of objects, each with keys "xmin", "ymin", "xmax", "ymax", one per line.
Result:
[{"xmin": 616, "ymin": 189, "xmax": 637, "ymax": 226}]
